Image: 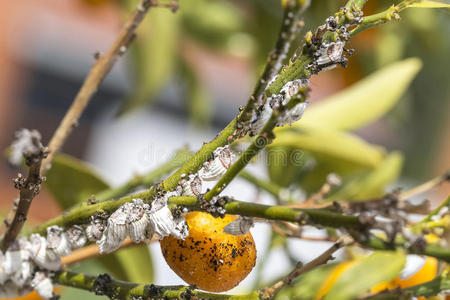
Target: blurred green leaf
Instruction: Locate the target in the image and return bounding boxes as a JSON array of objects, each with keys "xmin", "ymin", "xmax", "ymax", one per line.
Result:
[
  {"xmin": 181, "ymin": 0, "xmax": 244, "ymax": 49},
  {"xmin": 266, "ymin": 146, "xmax": 311, "ymax": 188},
  {"xmin": 406, "ymin": 0, "xmax": 450, "ymax": 8},
  {"xmin": 272, "ymin": 128, "xmax": 385, "ymax": 168},
  {"xmin": 324, "ymin": 151, "xmax": 404, "ymax": 202},
  {"xmin": 297, "ymin": 153, "xmax": 371, "ymax": 195},
  {"xmin": 45, "ymin": 154, "xmax": 109, "ymax": 210},
  {"xmin": 98, "ymin": 244, "xmax": 154, "ymax": 283},
  {"xmin": 118, "ymin": 6, "xmax": 179, "ymax": 114},
  {"xmin": 288, "ymin": 58, "xmax": 422, "ymax": 131},
  {"xmin": 324, "ymin": 251, "xmax": 406, "ymax": 300}
]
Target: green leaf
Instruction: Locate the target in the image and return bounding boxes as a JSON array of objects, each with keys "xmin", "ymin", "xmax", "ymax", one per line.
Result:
[
  {"xmin": 272, "ymin": 127, "xmax": 385, "ymax": 168},
  {"xmin": 296, "ymin": 153, "xmax": 371, "ymax": 195},
  {"xmin": 180, "ymin": 0, "xmax": 243, "ymax": 49},
  {"xmin": 324, "ymin": 151, "xmax": 404, "ymax": 202},
  {"xmin": 274, "ymin": 263, "xmax": 337, "ymax": 300},
  {"xmin": 98, "ymin": 244, "xmax": 154, "ymax": 283},
  {"xmin": 324, "ymin": 251, "xmax": 406, "ymax": 300},
  {"xmin": 118, "ymin": 6, "xmax": 179, "ymax": 114},
  {"xmin": 266, "ymin": 146, "xmax": 311, "ymax": 188},
  {"xmin": 45, "ymin": 154, "xmax": 109, "ymax": 209},
  {"xmin": 406, "ymin": 0, "xmax": 450, "ymax": 8},
  {"xmin": 288, "ymin": 58, "xmax": 422, "ymax": 131}
]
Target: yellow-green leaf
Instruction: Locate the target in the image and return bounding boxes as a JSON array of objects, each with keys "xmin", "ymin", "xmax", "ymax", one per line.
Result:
[
  {"xmin": 266, "ymin": 146, "xmax": 311, "ymax": 188},
  {"xmin": 274, "ymin": 263, "xmax": 337, "ymax": 300},
  {"xmin": 406, "ymin": 0, "xmax": 450, "ymax": 8},
  {"xmin": 180, "ymin": 0, "xmax": 243, "ymax": 49},
  {"xmin": 45, "ymin": 154, "xmax": 109, "ymax": 209},
  {"xmin": 324, "ymin": 151, "xmax": 404, "ymax": 202},
  {"xmin": 271, "ymin": 128, "xmax": 385, "ymax": 168},
  {"xmin": 324, "ymin": 251, "xmax": 406, "ymax": 300},
  {"xmin": 286, "ymin": 58, "xmax": 422, "ymax": 131}
]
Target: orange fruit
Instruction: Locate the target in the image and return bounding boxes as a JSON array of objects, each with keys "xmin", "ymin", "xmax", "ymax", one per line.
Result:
[
  {"xmin": 160, "ymin": 212, "xmax": 257, "ymax": 292},
  {"xmin": 4, "ymin": 288, "xmax": 61, "ymax": 300}
]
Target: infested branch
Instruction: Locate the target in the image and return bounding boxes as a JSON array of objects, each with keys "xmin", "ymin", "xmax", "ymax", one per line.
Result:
[
  {"xmin": 1, "ymin": 130, "xmax": 48, "ymax": 251},
  {"xmin": 54, "ymin": 270, "xmax": 260, "ymax": 300}
]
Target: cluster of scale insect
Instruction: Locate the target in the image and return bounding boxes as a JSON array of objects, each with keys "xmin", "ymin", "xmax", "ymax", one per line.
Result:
[
  {"xmin": 249, "ymin": 79, "xmax": 310, "ymax": 136},
  {"xmin": 88, "ymin": 146, "xmax": 236, "ymax": 254},
  {"xmin": 307, "ymin": 7, "xmax": 363, "ymax": 74},
  {"xmin": 90, "ymin": 198, "xmax": 189, "ymax": 254},
  {"xmin": 176, "ymin": 145, "xmax": 235, "ymax": 217},
  {"xmin": 0, "ymin": 225, "xmax": 87, "ymax": 299}
]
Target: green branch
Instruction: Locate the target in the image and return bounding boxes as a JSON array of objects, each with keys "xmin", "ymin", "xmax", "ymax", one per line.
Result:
[
  {"xmin": 54, "ymin": 270, "xmax": 259, "ymax": 300},
  {"xmin": 239, "ymin": 0, "xmax": 309, "ymax": 124},
  {"xmin": 31, "ymin": 192, "xmax": 450, "ymax": 262},
  {"xmin": 361, "ymin": 237, "xmax": 450, "ymax": 263},
  {"xmin": 350, "ymin": 5, "xmax": 400, "ymax": 36}
]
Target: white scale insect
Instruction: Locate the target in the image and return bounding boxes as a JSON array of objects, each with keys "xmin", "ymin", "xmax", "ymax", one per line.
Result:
[
  {"xmin": 28, "ymin": 234, "xmax": 61, "ymax": 271},
  {"xmin": 66, "ymin": 225, "xmax": 87, "ymax": 249},
  {"xmin": 86, "ymin": 217, "xmax": 107, "ymax": 242},
  {"xmin": 315, "ymin": 41, "xmax": 345, "ymax": 70},
  {"xmin": 181, "ymin": 173, "xmax": 203, "ymax": 197},
  {"xmin": 250, "ymin": 79, "xmax": 310, "ymax": 135},
  {"xmin": 200, "ymin": 146, "xmax": 233, "ymax": 181},
  {"xmin": 46, "ymin": 226, "xmax": 72, "ymax": 258},
  {"xmin": 8, "ymin": 128, "xmax": 43, "ymax": 167},
  {"xmin": 223, "ymin": 216, "xmax": 255, "ymax": 236},
  {"xmin": 31, "ymin": 272, "xmax": 54, "ymax": 299}
]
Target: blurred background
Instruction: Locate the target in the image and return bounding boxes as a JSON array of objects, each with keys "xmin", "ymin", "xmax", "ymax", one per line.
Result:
[{"xmin": 0, "ymin": 0, "xmax": 449, "ymax": 298}]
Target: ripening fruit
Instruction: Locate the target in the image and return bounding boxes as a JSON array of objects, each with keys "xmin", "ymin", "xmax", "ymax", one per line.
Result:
[
  {"xmin": 11, "ymin": 291, "xmax": 43, "ymax": 300},
  {"xmin": 160, "ymin": 212, "xmax": 257, "ymax": 292},
  {"xmin": 11, "ymin": 288, "xmax": 61, "ymax": 300}
]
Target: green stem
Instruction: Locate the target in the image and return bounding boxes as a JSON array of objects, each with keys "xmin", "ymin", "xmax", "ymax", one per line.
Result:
[
  {"xmin": 361, "ymin": 237, "xmax": 450, "ymax": 263},
  {"xmin": 350, "ymin": 3, "xmax": 407, "ymax": 36},
  {"xmin": 170, "ymin": 196, "xmax": 360, "ymax": 229},
  {"xmin": 95, "ymin": 148, "xmax": 192, "ymax": 202},
  {"xmin": 54, "ymin": 270, "xmax": 259, "ymax": 300},
  {"xmin": 419, "ymin": 195, "xmax": 450, "ymax": 224},
  {"xmin": 410, "ymin": 195, "xmax": 450, "ymax": 233}
]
